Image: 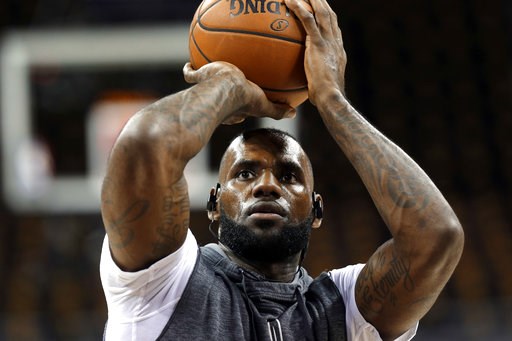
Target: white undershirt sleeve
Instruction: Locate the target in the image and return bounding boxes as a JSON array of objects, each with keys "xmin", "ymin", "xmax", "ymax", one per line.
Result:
[{"xmin": 100, "ymin": 229, "xmax": 198, "ymax": 341}]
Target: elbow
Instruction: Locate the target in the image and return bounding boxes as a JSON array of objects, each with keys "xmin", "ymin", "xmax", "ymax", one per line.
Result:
[
  {"xmin": 113, "ymin": 111, "xmax": 161, "ymax": 150},
  {"xmin": 113, "ymin": 112, "xmax": 192, "ymax": 165},
  {"xmin": 427, "ymin": 216, "xmax": 465, "ymax": 273},
  {"xmin": 442, "ymin": 217, "xmax": 464, "ymax": 258}
]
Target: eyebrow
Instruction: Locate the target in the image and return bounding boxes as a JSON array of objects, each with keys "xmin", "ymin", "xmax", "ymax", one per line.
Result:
[
  {"xmin": 278, "ymin": 160, "xmax": 304, "ymax": 178},
  {"xmin": 231, "ymin": 159, "xmax": 262, "ymax": 172},
  {"xmin": 231, "ymin": 159, "xmax": 305, "ymax": 179}
]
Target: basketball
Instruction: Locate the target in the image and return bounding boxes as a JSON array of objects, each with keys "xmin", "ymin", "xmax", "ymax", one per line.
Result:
[{"xmin": 189, "ymin": 0, "xmax": 312, "ymax": 108}]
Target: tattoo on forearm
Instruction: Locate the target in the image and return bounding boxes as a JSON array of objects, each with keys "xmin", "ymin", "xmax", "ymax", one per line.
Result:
[
  {"xmin": 328, "ymin": 110, "xmax": 431, "ymax": 212},
  {"xmin": 187, "ymin": 89, "xmax": 218, "ymax": 141},
  {"xmin": 356, "ymin": 248, "xmax": 415, "ymax": 316},
  {"xmin": 155, "ymin": 81, "xmax": 236, "ymax": 156},
  {"xmin": 386, "ymin": 163, "xmax": 431, "ymax": 210}
]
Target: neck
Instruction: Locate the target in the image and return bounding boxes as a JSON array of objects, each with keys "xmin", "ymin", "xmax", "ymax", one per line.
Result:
[{"xmin": 219, "ymin": 243, "xmax": 301, "ymax": 282}]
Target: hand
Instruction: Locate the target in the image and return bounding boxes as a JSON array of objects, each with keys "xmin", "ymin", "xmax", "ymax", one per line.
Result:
[
  {"xmin": 285, "ymin": 0, "xmax": 347, "ymax": 106},
  {"xmin": 183, "ymin": 62, "xmax": 296, "ymax": 124}
]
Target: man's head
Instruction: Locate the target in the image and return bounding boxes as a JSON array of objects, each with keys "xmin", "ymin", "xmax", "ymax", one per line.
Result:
[{"xmin": 208, "ymin": 128, "xmax": 323, "ymax": 263}]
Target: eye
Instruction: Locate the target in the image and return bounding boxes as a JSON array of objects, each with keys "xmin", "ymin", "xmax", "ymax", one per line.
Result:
[
  {"xmin": 236, "ymin": 170, "xmax": 255, "ymax": 180},
  {"xmin": 280, "ymin": 173, "xmax": 297, "ymax": 184}
]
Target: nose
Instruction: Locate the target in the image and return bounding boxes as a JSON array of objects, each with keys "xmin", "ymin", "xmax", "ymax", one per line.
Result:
[{"xmin": 252, "ymin": 170, "xmax": 282, "ymax": 199}]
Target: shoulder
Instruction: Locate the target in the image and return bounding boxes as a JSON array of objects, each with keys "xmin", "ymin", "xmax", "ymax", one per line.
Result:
[
  {"xmin": 100, "ymin": 229, "xmax": 198, "ymax": 289},
  {"xmin": 328, "ymin": 264, "xmax": 365, "ymax": 327},
  {"xmin": 329, "ymin": 264, "xmax": 374, "ymax": 339},
  {"xmin": 329, "ymin": 263, "xmax": 366, "ymax": 293}
]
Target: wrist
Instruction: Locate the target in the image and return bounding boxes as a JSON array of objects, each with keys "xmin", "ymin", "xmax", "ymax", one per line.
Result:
[
  {"xmin": 315, "ymin": 89, "xmax": 350, "ymax": 115},
  {"xmin": 209, "ymin": 71, "xmax": 251, "ymax": 122}
]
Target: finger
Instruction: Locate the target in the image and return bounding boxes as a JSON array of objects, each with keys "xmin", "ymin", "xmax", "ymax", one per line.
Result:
[
  {"xmin": 223, "ymin": 115, "xmax": 246, "ymax": 125},
  {"xmin": 263, "ymin": 102, "xmax": 297, "ymax": 120},
  {"xmin": 285, "ymin": 0, "xmax": 320, "ymax": 39},
  {"xmin": 285, "ymin": 107, "xmax": 297, "ymax": 119},
  {"xmin": 183, "ymin": 62, "xmax": 198, "ymax": 84},
  {"xmin": 302, "ymin": 0, "xmax": 339, "ymax": 39},
  {"xmin": 312, "ymin": 0, "xmax": 341, "ymax": 35}
]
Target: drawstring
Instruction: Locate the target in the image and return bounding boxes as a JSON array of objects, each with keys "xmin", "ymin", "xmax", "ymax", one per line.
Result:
[
  {"xmin": 242, "ymin": 269, "xmax": 315, "ymax": 341},
  {"xmin": 226, "ymin": 265, "xmax": 314, "ymax": 341}
]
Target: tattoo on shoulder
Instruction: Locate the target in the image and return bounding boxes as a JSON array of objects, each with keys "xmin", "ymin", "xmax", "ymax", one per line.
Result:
[{"xmin": 356, "ymin": 248, "xmax": 415, "ymax": 316}]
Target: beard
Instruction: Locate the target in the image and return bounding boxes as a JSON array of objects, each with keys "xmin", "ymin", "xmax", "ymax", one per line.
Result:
[{"xmin": 218, "ymin": 209, "xmax": 313, "ymax": 263}]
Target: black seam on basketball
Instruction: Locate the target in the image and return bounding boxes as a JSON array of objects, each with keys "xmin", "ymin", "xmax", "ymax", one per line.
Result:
[
  {"xmin": 199, "ymin": 0, "xmax": 223, "ymax": 17},
  {"xmin": 197, "ymin": 15, "xmax": 304, "ymax": 45},
  {"xmin": 261, "ymin": 86, "xmax": 308, "ymax": 92},
  {"xmin": 192, "ymin": 30, "xmax": 212, "ymax": 63}
]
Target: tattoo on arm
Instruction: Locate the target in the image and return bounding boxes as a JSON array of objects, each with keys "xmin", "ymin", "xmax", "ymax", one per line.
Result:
[
  {"xmin": 105, "ymin": 199, "xmax": 150, "ymax": 249},
  {"xmin": 102, "ymin": 176, "xmax": 150, "ymax": 249},
  {"xmin": 151, "ymin": 179, "xmax": 190, "ymax": 256},
  {"xmin": 356, "ymin": 247, "xmax": 415, "ymax": 317},
  {"xmin": 155, "ymin": 82, "xmax": 237, "ymax": 159},
  {"xmin": 329, "ymin": 110, "xmax": 431, "ymax": 213},
  {"xmin": 385, "ymin": 164, "xmax": 430, "ymax": 210}
]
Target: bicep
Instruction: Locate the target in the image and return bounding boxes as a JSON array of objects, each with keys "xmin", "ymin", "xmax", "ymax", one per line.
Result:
[
  {"xmin": 101, "ymin": 163, "xmax": 190, "ymax": 272},
  {"xmin": 354, "ymin": 240, "xmax": 441, "ymax": 340}
]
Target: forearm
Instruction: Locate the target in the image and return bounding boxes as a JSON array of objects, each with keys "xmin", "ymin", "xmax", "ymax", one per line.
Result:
[
  {"xmin": 318, "ymin": 91, "xmax": 462, "ymax": 251},
  {"xmin": 101, "ymin": 74, "xmax": 245, "ymax": 270},
  {"xmin": 320, "ymin": 92, "xmax": 464, "ymax": 336},
  {"xmin": 117, "ymin": 75, "xmax": 244, "ymax": 177},
  {"xmin": 289, "ymin": 0, "xmax": 463, "ymax": 335}
]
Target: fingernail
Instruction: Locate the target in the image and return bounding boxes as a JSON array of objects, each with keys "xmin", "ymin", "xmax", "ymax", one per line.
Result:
[{"xmin": 285, "ymin": 109, "xmax": 297, "ymax": 118}]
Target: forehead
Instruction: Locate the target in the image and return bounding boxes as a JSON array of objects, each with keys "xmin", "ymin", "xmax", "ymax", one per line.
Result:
[{"xmin": 220, "ymin": 135, "xmax": 313, "ymax": 179}]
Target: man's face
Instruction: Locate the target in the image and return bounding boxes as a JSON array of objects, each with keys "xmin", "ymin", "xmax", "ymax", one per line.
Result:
[{"xmin": 216, "ymin": 135, "xmax": 315, "ymax": 262}]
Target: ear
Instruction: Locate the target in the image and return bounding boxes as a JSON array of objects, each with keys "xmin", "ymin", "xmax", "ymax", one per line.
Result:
[
  {"xmin": 207, "ymin": 207, "xmax": 221, "ymax": 221},
  {"xmin": 206, "ymin": 184, "xmax": 221, "ymax": 221},
  {"xmin": 312, "ymin": 192, "xmax": 323, "ymax": 229}
]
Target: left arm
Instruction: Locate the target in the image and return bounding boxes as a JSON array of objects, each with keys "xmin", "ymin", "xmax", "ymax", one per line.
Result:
[
  {"xmin": 286, "ymin": 0, "xmax": 464, "ymax": 339},
  {"xmin": 319, "ymin": 94, "xmax": 463, "ymax": 340}
]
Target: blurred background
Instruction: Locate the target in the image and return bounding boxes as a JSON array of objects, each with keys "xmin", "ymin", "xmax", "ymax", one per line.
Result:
[{"xmin": 0, "ymin": 0, "xmax": 511, "ymax": 340}]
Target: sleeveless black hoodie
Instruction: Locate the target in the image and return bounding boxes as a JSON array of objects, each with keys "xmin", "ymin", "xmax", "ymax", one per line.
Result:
[{"xmin": 156, "ymin": 244, "xmax": 347, "ymax": 341}]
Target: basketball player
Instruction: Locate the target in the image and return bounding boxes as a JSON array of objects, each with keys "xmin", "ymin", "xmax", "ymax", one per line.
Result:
[{"xmin": 100, "ymin": 0, "xmax": 464, "ymax": 339}]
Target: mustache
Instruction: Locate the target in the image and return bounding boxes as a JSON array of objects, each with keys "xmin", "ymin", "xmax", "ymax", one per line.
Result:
[{"xmin": 247, "ymin": 201, "xmax": 286, "ymax": 216}]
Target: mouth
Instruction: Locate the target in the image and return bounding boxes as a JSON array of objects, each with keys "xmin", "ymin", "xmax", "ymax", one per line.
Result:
[{"xmin": 247, "ymin": 202, "xmax": 286, "ymax": 218}]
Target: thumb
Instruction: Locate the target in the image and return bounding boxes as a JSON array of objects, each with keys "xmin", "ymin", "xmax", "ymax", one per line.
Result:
[
  {"xmin": 183, "ymin": 62, "xmax": 199, "ymax": 84},
  {"xmin": 265, "ymin": 103, "xmax": 297, "ymax": 120}
]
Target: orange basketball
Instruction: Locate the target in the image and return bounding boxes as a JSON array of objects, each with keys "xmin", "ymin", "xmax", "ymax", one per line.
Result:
[{"xmin": 189, "ymin": 0, "xmax": 312, "ymax": 108}]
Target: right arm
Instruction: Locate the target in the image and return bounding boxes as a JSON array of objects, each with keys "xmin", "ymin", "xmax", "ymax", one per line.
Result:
[{"xmin": 101, "ymin": 62, "xmax": 294, "ymax": 271}]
